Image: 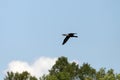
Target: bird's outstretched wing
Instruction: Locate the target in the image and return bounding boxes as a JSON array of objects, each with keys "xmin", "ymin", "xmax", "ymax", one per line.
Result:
[{"xmin": 62, "ymin": 36, "xmax": 70, "ymax": 45}]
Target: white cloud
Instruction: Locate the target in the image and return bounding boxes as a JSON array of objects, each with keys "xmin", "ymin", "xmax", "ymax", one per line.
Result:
[
  {"xmin": 5, "ymin": 57, "xmax": 57, "ymax": 78},
  {"xmin": 70, "ymin": 59, "xmax": 79, "ymax": 64},
  {"xmin": 4, "ymin": 56, "xmax": 79, "ymax": 78}
]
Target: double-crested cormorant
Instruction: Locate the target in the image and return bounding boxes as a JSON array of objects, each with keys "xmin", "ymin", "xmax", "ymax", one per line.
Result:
[{"xmin": 62, "ymin": 33, "xmax": 78, "ymax": 45}]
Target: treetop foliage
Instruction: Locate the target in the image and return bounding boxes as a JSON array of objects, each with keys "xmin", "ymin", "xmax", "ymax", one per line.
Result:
[{"xmin": 4, "ymin": 56, "xmax": 120, "ymax": 80}]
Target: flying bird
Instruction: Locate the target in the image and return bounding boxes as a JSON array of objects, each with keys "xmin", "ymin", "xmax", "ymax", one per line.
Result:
[{"xmin": 62, "ymin": 33, "xmax": 78, "ymax": 45}]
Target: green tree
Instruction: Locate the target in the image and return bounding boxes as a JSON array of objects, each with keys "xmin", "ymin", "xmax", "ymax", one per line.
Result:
[
  {"xmin": 103, "ymin": 69, "xmax": 116, "ymax": 80},
  {"xmin": 78, "ymin": 63, "xmax": 96, "ymax": 80},
  {"xmin": 96, "ymin": 68, "xmax": 106, "ymax": 80},
  {"xmin": 116, "ymin": 74, "xmax": 120, "ymax": 80},
  {"xmin": 4, "ymin": 56, "xmax": 120, "ymax": 80},
  {"xmin": 48, "ymin": 56, "xmax": 79, "ymax": 80},
  {"xmin": 4, "ymin": 71, "xmax": 37, "ymax": 80}
]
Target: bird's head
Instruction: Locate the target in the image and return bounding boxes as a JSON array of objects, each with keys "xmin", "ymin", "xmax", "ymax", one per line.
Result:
[{"xmin": 62, "ymin": 34, "xmax": 68, "ymax": 36}]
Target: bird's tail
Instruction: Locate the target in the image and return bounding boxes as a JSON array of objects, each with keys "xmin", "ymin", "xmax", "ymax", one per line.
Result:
[{"xmin": 73, "ymin": 36, "xmax": 78, "ymax": 38}]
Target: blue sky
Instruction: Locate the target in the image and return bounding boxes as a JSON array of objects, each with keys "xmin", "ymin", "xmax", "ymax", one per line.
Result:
[{"xmin": 0, "ymin": 0, "xmax": 120, "ymax": 79}]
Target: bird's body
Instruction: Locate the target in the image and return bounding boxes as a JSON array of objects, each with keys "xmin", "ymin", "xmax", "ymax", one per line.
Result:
[{"xmin": 62, "ymin": 33, "xmax": 78, "ymax": 45}]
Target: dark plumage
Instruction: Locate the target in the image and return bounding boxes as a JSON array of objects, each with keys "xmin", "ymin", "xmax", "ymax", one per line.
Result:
[{"xmin": 62, "ymin": 33, "xmax": 78, "ymax": 45}]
